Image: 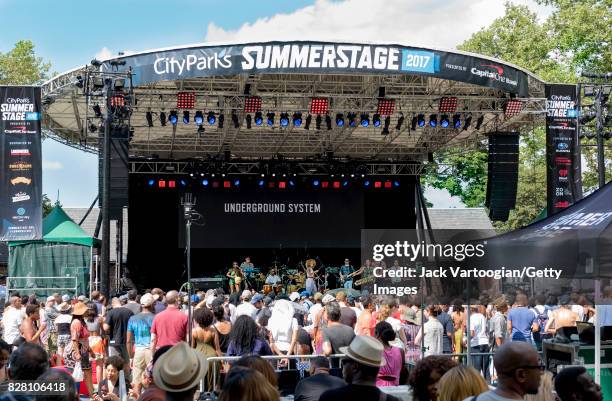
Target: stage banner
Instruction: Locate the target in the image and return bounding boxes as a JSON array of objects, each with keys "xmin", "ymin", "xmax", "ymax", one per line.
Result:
[
  {"xmin": 0, "ymin": 86, "xmax": 43, "ymax": 241},
  {"xmin": 103, "ymin": 41, "xmax": 529, "ymax": 96},
  {"xmin": 545, "ymin": 84, "xmax": 581, "ymax": 216}
]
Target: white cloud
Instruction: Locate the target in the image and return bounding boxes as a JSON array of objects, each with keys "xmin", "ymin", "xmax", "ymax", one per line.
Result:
[
  {"xmin": 424, "ymin": 187, "xmax": 465, "ymax": 208},
  {"xmin": 94, "ymin": 47, "xmax": 135, "ymax": 61},
  {"xmin": 205, "ymin": 0, "xmax": 553, "ymax": 50},
  {"xmin": 42, "ymin": 160, "xmax": 63, "ymax": 170}
]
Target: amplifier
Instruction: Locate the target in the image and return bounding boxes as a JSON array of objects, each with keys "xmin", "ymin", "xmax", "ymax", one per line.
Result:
[{"xmin": 190, "ymin": 277, "xmax": 224, "ymax": 291}]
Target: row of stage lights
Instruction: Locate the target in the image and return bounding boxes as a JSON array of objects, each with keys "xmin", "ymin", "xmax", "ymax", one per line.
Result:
[
  {"xmin": 143, "ymin": 110, "xmax": 485, "ymax": 132},
  {"xmin": 146, "ymin": 177, "xmax": 401, "ymax": 189}
]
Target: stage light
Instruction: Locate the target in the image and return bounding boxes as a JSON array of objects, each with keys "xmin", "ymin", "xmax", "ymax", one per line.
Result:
[
  {"xmin": 194, "ymin": 111, "xmax": 204, "ymax": 125},
  {"xmin": 207, "ymin": 111, "xmax": 216, "ymax": 125},
  {"xmin": 305, "ymin": 114, "xmax": 312, "ymax": 130},
  {"xmin": 475, "ymin": 115, "xmax": 484, "ymax": 130},
  {"xmin": 463, "ymin": 115, "xmax": 472, "ymax": 130},
  {"xmin": 177, "ymin": 92, "xmax": 195, "ymax": 109},
  {"xmin": 364, "ymin": 180, "xmax": 371, "ymax": 187},
  {"xmin": 453, "ymin": 114, "xmax": 461, "ymax": 128},
  {"xmin": 266, "ymin": 112, "xmax": 275, "ymax": 126},
  {"xmin": 197, "ymin": 125, "xmax": 205, "ymax": 135},
  {"xmin": 293, "ymin": 112, "xmax": 302, "ymax": 127},
  {"xmin": 335, "ymin": 114, "xmax": 345, "ymax": 127},
  {"xmin": 92, "ymin": 104, "xmax": 102, "ymax": 118},
  {"xmin": 382, "ymin": 116, "xmax": 390, "ymax": 135},
  {"xmin": 322, "ymin": 181, "xmax": 329, "ymax": 188},
  {"xmin": 232, "ymin": 112, "xmax": 240, "ymax": 128},
  {"xmin": 182, "ymin": 111, "xmax": 190, "ymax": 124},
  {"xmin": 280, "ymin": 113, "xmax": 289, "ymax": 127},
  {"xmin": 316, "ymin": 115, "xmax": 322, "ymax": 130},
  {"xmin": 440, "ymin": 115, "xmax": 449, "ymax": 128},
  {"xmin": 234, "ymin": 179, "xmax": 240, "ymax": 186},
  {"xmin": 393, "ymin": 181, "xmax": 400, "ymax": 187},
  {"xmin": 333, "ymin": 181, "xmax": 341, "ymax": 189},
  {"xmin": 384, "ymin": 181, "xmax": 392, "ymax": 189},
  {"xmin": 374, "ymin": 181, "xmax": 382, "ymax": 188},
  {"xmin": 223, "ymin": 181, "xmax": 231, "ymax": 188},
  {"xmin": 255, "ymin": 112, "xmax": 263, "ymax": 126},
  {"xmin": 439, "ymin": 97, "xmax": 458, "ymax": 113},
  {"xmin": 289, "ymin": 180, "xmax": 296, "ymax": 187},
  {"xmin": 396, "ymin": 114, "xmax": 405, "ymax": 130},
  {"xmin": 279, "ymin": 182, "xmax": 287, "ymax": 189},
  {"xmin": 325, "ymin": 114, "xmax": 332, "ymax": 130},
  {"xmin": 92, "ymin": 77, "xmax": 104, "ymax": 90},
  {"xmin": 258, "ymin": 180, "xmax": 265, "ymax": 187},
  {"xmin": 218, "ymin": 114, "xmax": 224, "ymax": 129},
  {"xmin": 146, "ymin": 111, "xmax": 154, "ymax": 127},
  {"xmin": 168, "ymin": 180, "xmax": 176, "ymax": 188},
  {"xmin": 180, "ymin": 180, "xmax": 187, "ymax": 187},
  {"xmin": 212, "ymin": 181, "xmax": 220, "ymax": 188},
  {"xmin": 159, "ymin": 112, "xmax": 167, "ymax": 126},
  {"xmin": 246, "ymin": 114, "xmax": 252, "ymax": 129},
  {"xmin": 244, "ymin": 96, "xmax": 262, "ymax": 113},
  {"xmin": 113, "ymin": 78, "xmax": 125, "ymax": 91},
  {"xmin": 313, "ymin": 180, "xmax": 320, "ymax": 187},
  {"xmin": 89, "ymin": 123, "xmax": 98, "ymax": 133},
  {"xmin": 417, "ymin": 114, "xmax": 425, "ymax": 127},
  {"xmin": 373, "ymin": 113, "xmax": 381, "ymax": 127},
  {"xmin": 169, "ymin": 111, "xmax": 178, "ymax": 125},
  {"xmin": 348, "ymin": 113, "xmax": 357, "ymax": 127},
  {"xmin": 268, "ymin": 182, "xmax": 275, "ymax": 189},
  {"xmin": 158, "ymin": 180, "xmax": 166, "ymax": 188},
  {"xmin": 360, "ymin": 114, "xmax": 370, "ymax": 127},
  {"xmin": 429, "ymin": 114, "xmax": 438, "ymax": 127},
  {"xmin": 147, "ymin": 179, "xmax": 155, "ymax": 186},
  {"xmin": 342, "ymin": 181, "xmax": 349, "ymax": 187},
  {"xmin": 377, "ymin": 99, "xmax": 395, "ymax": 115},
  {"xmin": 310, "ymin": 98, "xmax": 329, "ymax": 114},
  {"xmin": 504, "ymin": 99, "xmax": 522, "ymax": 117}
]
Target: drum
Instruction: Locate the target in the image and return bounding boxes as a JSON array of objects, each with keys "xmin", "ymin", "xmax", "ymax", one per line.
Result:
[{"xmin": 263, "ymin": 285, "xmax": 272, "ymax": 295}]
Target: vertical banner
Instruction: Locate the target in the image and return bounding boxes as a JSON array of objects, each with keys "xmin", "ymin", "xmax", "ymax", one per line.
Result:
[
  {"xmin": 0, "ymin": 86, "xmax": 43, "ymax": 240},
  {"xmin": 546, "ymin": 84, "xmax": 581, "ymax": 216}
]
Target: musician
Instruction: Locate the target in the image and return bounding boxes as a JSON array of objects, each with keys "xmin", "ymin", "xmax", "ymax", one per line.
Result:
[
  {"xmin": 339, "ymin": 258, "xmax": 356, "ymax": 289},
  {"xmin": 240, "ymin": 257, "xmax": 254, "ymax": 271},
  {"xmin": 265, "ymin": 269, "xmax": 282, "ymax": 285},
  {"xmin": 305, "ymin": 261, "xmax": 319, "ymax": 294},
  {"xmin": 226, "ymin": 262, "xmax": 244, "ymax": 293}
]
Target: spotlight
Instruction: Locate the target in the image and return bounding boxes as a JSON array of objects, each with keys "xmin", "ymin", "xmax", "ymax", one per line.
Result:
[
  {"xmin": 202, "ymin": 179, "xmax": 209, "ymax": 186},
  {"xmin": 92, "ymin": 104, "xmax": 102, "ymax": 118},
  {"xmin": 373, "ymin": 113, "xmax": 381, "ymax": 127},
  {"xmin": 207, "ymin": 111, "xmax": 216, "ymax": 125},
  {"xmin": 475, "ymin": 115, "xmax": 484, "ymax": 130},
  {"xmin": 429, "ymin": 114, "xmax": 437, "ymax": 127},
  {"xmin": 347, "ymin": 113, "xmax": 357, "ymax": 127},
  {"xmin": 305, "ymin": 114, "xmax": 312, "ymax": 130},
  {"xmin": 255, "ymin": 112, "xmax": 263, "ymax": 126},
  {"xmin": 232, "ymin": 112, "xmax": 240, "ymax": 128},
  {"xmin": 360, "ymin": 114, "xmax": 370, "ymax": 127},
  {"xmin": 194, "ymin": 111, "xmax": 204, "ymax": 125},
  {"xmin": 417, "ymin": 114, "xmax": 425, "ymax": 127},
  {"xmin": 159, "ymin": 111, "xmax": 167, "ymax": 126},
  {"xmin": 169, "ymin": 110, "xmax": 178, "ymax": 125},
  {"xmin": 266, "ymin": 112, "xmax": 275, "ymax": 126},
  {"xmin": 197, "ymin": 125, "xmax": 205, "ymax": 135},
  {"xmin": 410, "ymin": 116, "xmax": 417, "ymax": 130},
  {"xmin": 182, "ymin": 111, "xmax": 190, "ymax": 124},
  {"xmin": 453, "ymin": 114, "xmax": 461, "ymax": 129},
  {"xmin": 316, "ymin": 114, "xmax": 322, "ymax": 130},
  {"xmin": 218, "ymin": 114, "xmax": 224, "ymax": 129},
  {"xmin": 293, "ymin": 112, "xmax": 302, "ymax": 127},
  {"xmin": 280, "ymin": 113, "xmax": 289, "ymax": 127},
  {"xmin": 440, "ymin": 115, "xmax": 449, "ymax": 128},
  {"xmin": 463, "ymin": 115, "xmax": 472, "ymax": 130},
  {"xmin": 147, "ymin": 179, "xmax": 155, "ymax": 186},
  {"xmin": 336, "ymin": 113, "xmax": 344, "ymax": 127},
  {"xmin": 146, "ymin": 111, "xmax": 154, "ymax": 127},
  {"xmin": 89, "ymin": 123, "xmax": 98, "ymax": 133},
  {"xmin": 382, "ymin": 116, "xmax": 390, "ymax": 135},
  {"xmin": 246, "ymin": 114, "xmax": 252, "ymax": 129},
  {"xmin": 325, "ymin": 114, "xmax": 332, "ymax": 130},
  {"xmin": 396, "ymin": 114, "xmax": 405, "ymax": 130}
]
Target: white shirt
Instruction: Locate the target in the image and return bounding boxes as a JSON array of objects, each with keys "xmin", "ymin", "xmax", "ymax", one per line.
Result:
[
  {"xmin": 2, "ymin": 307, "xmax": 25, "ymax": 345},
  {"xmin": 470, "ymin": 313, "xmax": 489, "ymax": 347},
  {"xmin": 307, "ymin": 303, "xmax": 323, "ymax": 328},
  {"xmin": 271, "ymin": 317, "xmax": 298, "ymax": 352},
  {"xmin": 421, "ymin": 318, "xmax": 444, "ymax": 356},
  {"xmin": 266, "ymin": 275, "xmax": 281, "ymax": 285},
  {"xmin": 235, "ymin": 302, "xmax": 258, "ymax": 320}
]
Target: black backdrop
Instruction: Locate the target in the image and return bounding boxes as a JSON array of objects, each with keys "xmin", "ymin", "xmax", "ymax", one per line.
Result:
[{"xmin": 127, "ymin": 175, "xmax": 416, "ymax": 289}]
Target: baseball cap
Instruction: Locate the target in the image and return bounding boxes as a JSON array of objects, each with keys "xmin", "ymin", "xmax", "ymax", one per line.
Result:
[
  {"xmin": 77, "ymin": 295, "xmax": 88, "ymax": 302},
  {"xmin": 241, "ymin": 290, "xmax": 251, "ymax": 300},
  {"xmin": 251, "ymin": 294, "xmax": 264, "ymax": 304},
  {"xmin": 190, "ymin": 294, "xmax": 200, "ymax": 303},
  {"xmin": 322, "ymin": 294, "xmax": 335, "ymax": 304},
  {"xmin": 289, "ymin": 292, "xmax": 300, "ymax": 302},
  {"xmin": 300, "ymin": 291, "xmax": 311, "ymax": 298},
  {"xmin": 140, "ymin": 293, "xmax": 155, "ymax": 307}
]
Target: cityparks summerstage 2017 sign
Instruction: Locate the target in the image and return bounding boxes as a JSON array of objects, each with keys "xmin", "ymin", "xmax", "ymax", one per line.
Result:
[
  {"xmin": 0, "ymin": 86, "xmax": 43, "ymax": 241},
  {"xmin": 103, "ymin": 41, "xmax": 530, "ymax": 96}
]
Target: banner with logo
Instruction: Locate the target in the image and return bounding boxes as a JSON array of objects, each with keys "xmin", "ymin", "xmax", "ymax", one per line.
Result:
[
  {"xmin": 103, "ymin": 41, "xmax": 529, "ymax": 96},
  {"xmin": 0, "ymin": 86, "xmax": 43, "ymax": 240},
  {"xmin": 546, "ymin": 84, "xmax": 581, "ymax": 216}
]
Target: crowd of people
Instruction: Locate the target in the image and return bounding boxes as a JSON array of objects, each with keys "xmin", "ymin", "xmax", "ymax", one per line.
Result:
[{"xmin": 0, "ymin": 285, "xmax": 607, "ymax": 401}]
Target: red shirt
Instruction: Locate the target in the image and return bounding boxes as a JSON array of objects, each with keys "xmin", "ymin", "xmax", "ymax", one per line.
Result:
[{"xmin": 151, "ymin": 306, "xmax": 187, "ymax": 349}]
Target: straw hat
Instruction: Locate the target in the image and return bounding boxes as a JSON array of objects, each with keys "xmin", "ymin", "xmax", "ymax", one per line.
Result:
[
  {"xmin": 72, "ymin": 301, "xmax": 88, "ymax": 316},
  {"xmin": 339, "ymin": 335, "xmax": 386, "ymax": 367},
  {"xmin": 153, "ymin": 342, "xmax": 208, "ymax": 393},
  {"xmin": 59, "ymin": 302, "xmax": 72, "ymax": 312}
]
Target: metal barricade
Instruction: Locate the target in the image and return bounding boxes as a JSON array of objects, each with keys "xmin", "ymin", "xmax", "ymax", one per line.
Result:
[{"xmin": 7, "ymin": 276, "xmax": 78, "ymax": 298}]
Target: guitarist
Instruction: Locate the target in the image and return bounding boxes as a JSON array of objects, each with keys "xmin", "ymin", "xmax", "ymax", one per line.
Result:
[
  {"xmin": 339, "ymin": 258, "xmax": 357, "ymax": 289},
  {"xmin": 305, "ymin": 260, "xmax": 320, "ymax": 294}
]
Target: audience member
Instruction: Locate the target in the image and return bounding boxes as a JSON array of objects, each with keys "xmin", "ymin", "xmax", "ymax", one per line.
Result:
[
  {"xmin": 218, "ymin": 366, "xmax": 280, "ymax": 401},
  {"xmin": 151, "ymin": 290, "xmax": 187, "ymax": 350},
  {"xmin": 233, "ymin": 355, "xmax": 278, "ymax": 388},
  {"xmin": 409, "ymin": 355, "xmax": 457, "ymax": 401},
  {"xmin": 554, "ymin": 367, "xmax": 602, "ymax": 401},
  {"xmin": 227, "ymin": 315, "xmax": 272, "ymax": 357},
  {"xmin": 437, "ymin": 366, "xmax": 488, "ymax": 401},
  {"xmin": 95, "ymin": 355, "xmax": 125, "ymax": 401},
  {"xmin": 36, "ymin": 368, "xmax": 78, "ymax": 401},
  {"xmin": 293, "ymin": 356, "xmax": 345, "ymax": 401},
  {"xmin": 152, "ymin": 342, "xmax": 208, "ymax": 401},
  {"xmin": 375, "ymin": 321, "xmax": 404, "ymax": 386}
]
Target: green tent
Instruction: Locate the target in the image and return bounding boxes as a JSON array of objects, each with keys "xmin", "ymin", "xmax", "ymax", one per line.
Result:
[{"xmin": 7, "ymin": 206, "xmax": 100, "ymax": 297}]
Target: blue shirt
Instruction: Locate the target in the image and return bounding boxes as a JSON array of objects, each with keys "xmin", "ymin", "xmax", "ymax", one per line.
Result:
[
  {"xmin": 127, "ymin": 312, "xmax": 154, "ymax": 348},
  {"xmin": 508, "ymin": 307, "xmax": 536, "ymax": 342},
  {"xmin": 340, "ymin": 265, "xmax": 354, "ymax": 277}
]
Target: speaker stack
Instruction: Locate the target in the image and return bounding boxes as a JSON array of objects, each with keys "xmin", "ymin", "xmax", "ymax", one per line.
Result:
[{"xmin": 485, "ymin": 132, "xmax": 519, "ymax": 221}]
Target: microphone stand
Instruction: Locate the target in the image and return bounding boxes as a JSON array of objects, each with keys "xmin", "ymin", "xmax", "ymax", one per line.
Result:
[{"xmin": 182, "ymin": 193, "xmax": 195, "ymax": 345}]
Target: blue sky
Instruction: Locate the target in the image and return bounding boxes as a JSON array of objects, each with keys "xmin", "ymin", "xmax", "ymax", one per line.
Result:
[{"xmin": 2, "ymin": 0, "xmax": 550, "ymax": 207}]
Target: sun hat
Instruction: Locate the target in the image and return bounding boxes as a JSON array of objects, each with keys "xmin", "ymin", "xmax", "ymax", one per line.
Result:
[
  {"xmin": 289, "ymin": 292, "xmax": 300, "ymax": 302},
  {"xmin": 72, "ymin": 301, "xmax": 89, "ymax": 316},
  {"xmin": 140, "ymin": 293, "xmax": 155, "ymax": 307},
  {"xmin": 401, "ymin": 307, "xmax": 419, "ymax": 325},
  {"xmin": 59, "ymin": 302, "xmax": 72, "ymax": 312},
  {"xmin": 153, "ymin": 342, "xmax": 208, "ymax": 392},
  {"xmin": 322, "ymin": 293, "xmax": 335, "ymax": 305},
  {"xmin": 339, "ymin": 335, "xmax": 386, "ymax": 367}
]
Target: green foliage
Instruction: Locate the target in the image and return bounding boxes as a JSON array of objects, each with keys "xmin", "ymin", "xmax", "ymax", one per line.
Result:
[
  {"xmin": 42, "ymin": 194, "xmax": 62, "ymax": 218},
  {"xmin": 0, "ymin": 40, "xmax": 51, "ymax": 85}
]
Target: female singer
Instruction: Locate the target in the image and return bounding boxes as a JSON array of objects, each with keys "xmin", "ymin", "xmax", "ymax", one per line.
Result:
[{"xmin": 226, "ymin": 262, "xmax": 244, "ymax": 293}]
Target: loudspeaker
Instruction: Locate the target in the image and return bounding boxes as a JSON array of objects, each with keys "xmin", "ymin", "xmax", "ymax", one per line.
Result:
[
  {"xmin": 99, "ymin": 125, "xmax": 129, "ymax": 219},
  {"xmin": 485, "ymin": 132, "xmax": 519, "ymax": 221}
]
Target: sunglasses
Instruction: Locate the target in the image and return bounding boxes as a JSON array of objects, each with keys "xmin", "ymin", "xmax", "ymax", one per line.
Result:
[{"xmin": 503, "ymin": 364, "xmax": 546, "ymax": 374}]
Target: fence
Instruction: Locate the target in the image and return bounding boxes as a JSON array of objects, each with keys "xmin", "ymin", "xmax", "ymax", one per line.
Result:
[{"xmin": 6, "ymin": 276, "xmax": 78, "ymax": 298}]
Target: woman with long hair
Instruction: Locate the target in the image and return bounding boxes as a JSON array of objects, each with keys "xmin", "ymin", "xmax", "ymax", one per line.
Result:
[
  {"xmin": 218, "ymin": 366, "xmax": 280, "ymax": 401},
  {"xmin": 192, "ymin": 307, "xmax": 221, "ymax": 391},
  {"xmin": 226, "ymin": 315, "xmax": 272, "ymax": 357},
  {"xmin": 65, "ymin": 301, "xmax": 94, "ymax": 396},
  {"xmin": 409, "ymin": 355, "xmax": 457, "ymax": 401},
  {"xmin": 267, "ymin": 299, "xmax": 299, "ymax": 368},
  {"xmin": 437, "ymin": 366, "xmax": 488, "ymax": 401},
  {"xmin": 375, "ymin": 321, "xmax": 405, "ymax": 387},
  {"xmin": 233, "ymin": 355, "xmax": 278, "ymax": 388},
  {"xmin": 212, "ymin": 303, "xmax": 232, "ymax": 354},
  {"xmin": 451, "ymin": 301, "xmax": 465, "ymax": 358},
  {"xmin": 226, "ymin": 262, "xmax": 244, "ymax": 293},
  {"xmin": 85, "ymin": 302, "xmax": 105, "ymax": 385}
]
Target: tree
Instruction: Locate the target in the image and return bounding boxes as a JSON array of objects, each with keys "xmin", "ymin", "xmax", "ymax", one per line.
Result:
[{"xmin": 0, "ymin": 40, "xmax": 51, "ymax": 85}]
